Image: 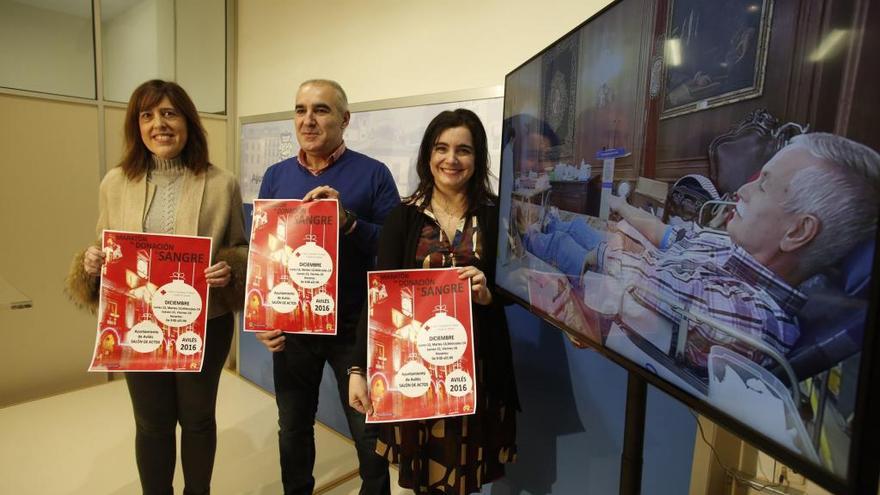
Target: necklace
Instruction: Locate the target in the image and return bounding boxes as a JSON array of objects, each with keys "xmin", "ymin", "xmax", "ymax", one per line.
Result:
[{"xmin": 431, "ymin": 193, "xmax": 466, "ymax": 242}]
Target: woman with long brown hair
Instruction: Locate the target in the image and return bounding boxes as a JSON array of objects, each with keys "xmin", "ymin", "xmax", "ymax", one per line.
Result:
[
  {"xmin": 349, "ymin": 109, "xmax": 519, "ymax": 494},
  {"xmin": 67, "ymin": 79, "xmax": 247, "ymax": 495}
]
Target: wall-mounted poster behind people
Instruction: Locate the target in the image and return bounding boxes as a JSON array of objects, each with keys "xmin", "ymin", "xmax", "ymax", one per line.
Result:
[
  {"xmin": 661, "ymin": 0, "xmax": 773, "ymax": 118},
  {"xmin": 238, "ymin": 97, "xmax": 503, "ymax": 204}
]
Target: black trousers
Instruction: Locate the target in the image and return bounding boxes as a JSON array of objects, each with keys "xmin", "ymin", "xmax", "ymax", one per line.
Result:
[
  {"xmin": 273, "ymin": 329, "xmax": 390, "ymax": 495},
  {"xmin": 124, "ymin": 313, "xmax": 234, "ymax": 495}
]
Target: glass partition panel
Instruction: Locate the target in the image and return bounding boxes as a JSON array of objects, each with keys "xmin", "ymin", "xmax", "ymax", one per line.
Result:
[
  {"xmin": 175, "ymin": 0, "xmax": 225, "ymax": 113},
  {"xmin": 0, "ymin": 0, "xmax": 96, "ymax": 99},
  {"xmin": 102, "ymin": 0, "xmax": 225, "ymax": 113},
  {"xmin": 101, "ymin": 0, "xmax": 174, "ymax": 104}
]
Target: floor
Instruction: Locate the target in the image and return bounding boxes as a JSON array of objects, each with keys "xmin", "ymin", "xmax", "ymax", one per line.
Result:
[{"xmin": 0, "ymin": 371, "xmax": 408, "ymax": 494}]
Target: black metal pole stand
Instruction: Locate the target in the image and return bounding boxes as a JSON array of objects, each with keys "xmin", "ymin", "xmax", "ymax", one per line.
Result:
[{"xmin": 620, "ymin": 371, "xmax": 648, "ymax": 495}]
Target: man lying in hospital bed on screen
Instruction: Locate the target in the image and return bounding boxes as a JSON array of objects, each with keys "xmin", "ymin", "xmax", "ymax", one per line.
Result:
[{"xmin": 521, "ymin": 133, "xmax": 880, "ymax": 375}]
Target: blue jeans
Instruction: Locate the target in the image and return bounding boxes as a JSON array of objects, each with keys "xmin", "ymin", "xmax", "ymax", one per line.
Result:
[
  {"xmin": 273, "ymin": 325, "xmax": 390, "ymax": 495},
  {"xmin": 524, "ymin": 217, "xmax": 606, "ymax": 286},
  {"xmin": 544, "ymin": 216, "xmax": 606, "ymax": 252}
]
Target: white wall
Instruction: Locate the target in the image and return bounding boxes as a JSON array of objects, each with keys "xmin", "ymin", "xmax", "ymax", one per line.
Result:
[
  {"xmin": 0, "ymin": 0, "xmax": 94, "ymax": 98},
  {"xmin": 237, "ymin": 0, "xmax": 613, "ymax": 117}
]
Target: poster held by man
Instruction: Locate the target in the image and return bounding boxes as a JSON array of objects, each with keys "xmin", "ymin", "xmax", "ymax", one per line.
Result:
[{"xmin": 244, "ymin": 198, "xmax": 339, "ymax": 334}]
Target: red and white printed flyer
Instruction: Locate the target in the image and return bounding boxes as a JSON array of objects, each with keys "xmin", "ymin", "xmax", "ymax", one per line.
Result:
[
  {"xmin": 244, "ymin": 199, "xmax": 339, "ymax": 334},
  {"xmin": 89, "ymin": 230, "xmax": 212, "ymax": 372},
  {"xmin": 366, "ymin": 267, "xmax": 476, "ymax": 423}
]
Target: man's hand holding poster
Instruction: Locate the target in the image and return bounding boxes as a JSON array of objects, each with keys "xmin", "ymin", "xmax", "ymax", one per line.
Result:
[
  {"xmin": 90, "ymin": 230, "xmax": 212, "ymax": 372},
  {"xmin": 244, "ymin": 199, "xmax": 339, "ymax": 334},
  {"xmin": 366, "ymin": 268, "xmax": 476, "ymax": 423}
]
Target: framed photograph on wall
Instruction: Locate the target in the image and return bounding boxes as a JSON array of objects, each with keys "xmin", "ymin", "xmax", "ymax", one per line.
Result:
[{"xmin": 661, "ymin": 0, "xmax": 773, "ymax": 119}]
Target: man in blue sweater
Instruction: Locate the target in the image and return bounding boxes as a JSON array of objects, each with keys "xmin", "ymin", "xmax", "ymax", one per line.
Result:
[{"xmin": 256, "ymin": 79, "xmax": 399, "ymax": 495}]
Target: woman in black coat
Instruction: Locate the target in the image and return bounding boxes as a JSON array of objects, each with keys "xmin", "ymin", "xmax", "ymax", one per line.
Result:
[{"xmin": 349, "ymin": 109, "xmax": 519, "ymax": 495}]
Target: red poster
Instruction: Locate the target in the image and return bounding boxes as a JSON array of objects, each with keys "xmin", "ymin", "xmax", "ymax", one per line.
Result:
[
  {"xmin": 366, "ymin": 268, "xmax": 476, "ymax": 423},
  {"xmin": 244, "ymin": 199, "xmax": 339, "ymax": 334},
  {"xmin": 89, "ymin": 230, "xmax": 212, "ymax": 372}
]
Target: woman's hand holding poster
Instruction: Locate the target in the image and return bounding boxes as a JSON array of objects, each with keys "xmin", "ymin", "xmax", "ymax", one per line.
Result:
[
  {"xmin": 366, "ymin": 267, "xmax": 476, "ymax": 423},
  {"xmin": 90, "ymin": 230, "xmax": 212, "ymax": 372}
]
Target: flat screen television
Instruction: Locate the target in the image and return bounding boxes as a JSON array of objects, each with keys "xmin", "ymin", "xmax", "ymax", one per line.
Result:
[{"xmin": 494, "ymin": 0, "xmax": 880, "ymax": 492}]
